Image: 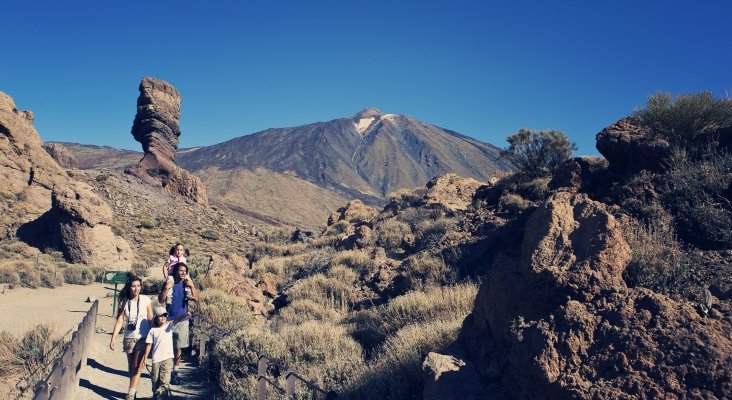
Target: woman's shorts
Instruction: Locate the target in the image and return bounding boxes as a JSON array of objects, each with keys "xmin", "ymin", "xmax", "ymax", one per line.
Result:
[{"xmin": 123, "ymin": 337, "xmax": 147, "ymax": 354}]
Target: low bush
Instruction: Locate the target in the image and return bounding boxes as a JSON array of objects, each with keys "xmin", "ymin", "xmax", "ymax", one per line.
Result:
[
  {"xmin": 350, "ymin": 283, "xmax": 478, "ymax": 345},
  {"xmin": 198, "ymin": 289, "xmax": 252, "ymax": 334},
  {"xmin": 622, "ymin": 215, "xmax": 691, "ymax": 296},
  {"xmin": 633, "ymin": 91, "xmax": 732, "ymax": 145},
  {"xmin": 141, "ymin": 278, "xmax": 164, "ymax": 296},
  {"xmin": 0, "ymin": 266, "xmax": 20, "ymax": 288},
  {"xmin": 401, "ymin": 253, "xmax": 455, "ymax": 290},
  {"xmin": 376, "ymin": 219, "xmax": 412, "ymax": 252},
  {"xmin": 286, "ymin": 274, "xmax": 359, "ymax": 313},
  {"xmin": 277, "ymin": 299, "xmax": 343, "ymax": 325},
  {"xmin": 130, "ymin": 262, "xmax": 148, "ymax": 278},
  {"xmin": 387, "ymin": 188, "xmax": 426, "ymax": 210},
  {"xmin": 342, "ymin": 319, "xmax": 462, "ymax": 400},
  {"xmin": 330, "ymin": 250, "xmax": 374, "ymax": 278},
  {"xmin": 62, "ymin": 265, "xmax": 95, "ymax": 285},
  {"xmin": 15, "ymin": 262, "xmax": 41, "ymax": 288},
  {"xmin": 500, "ymin": 128, "xmax": 576, "ymax": 179},
  {"xmin": 200, "ymin": 229, "xmax": 220, "ymax": 241},
  {"xmin": 498, "ymin": 192, "xmax": 530, "ymax": 214},
  {"xmin": 414, "ymin": 217, "xmax": 455, "ymax": 250}
]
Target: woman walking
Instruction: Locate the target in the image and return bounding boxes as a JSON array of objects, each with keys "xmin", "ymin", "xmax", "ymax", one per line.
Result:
[{"xmin": 110, "ymin": 275, "xmax": 153, "ymax": 400}]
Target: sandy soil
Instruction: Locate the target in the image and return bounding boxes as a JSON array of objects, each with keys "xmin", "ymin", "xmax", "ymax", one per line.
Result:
[{"xmin": 0, "ymin": 282, "xmax": 116, "ymax": 336}]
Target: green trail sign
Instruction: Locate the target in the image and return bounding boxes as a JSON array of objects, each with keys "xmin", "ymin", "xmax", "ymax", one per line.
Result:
[{"xmin": 103, "ymin": 271, "xmax": 129, "ymax": 316}]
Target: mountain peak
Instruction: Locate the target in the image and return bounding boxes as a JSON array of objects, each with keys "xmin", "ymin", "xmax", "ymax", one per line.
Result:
[{"xmin": 353, "ymin": 108, "xmax": 384, "ymax": 119}]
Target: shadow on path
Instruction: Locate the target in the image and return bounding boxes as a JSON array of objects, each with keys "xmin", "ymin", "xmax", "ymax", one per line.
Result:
[
  {"xmin": 87, "ymin": 358, "xmax": 129, "ymax": 378},
  {"xmin": 78, "ymin": 378, "xmax": 127, "ymax": 399}
]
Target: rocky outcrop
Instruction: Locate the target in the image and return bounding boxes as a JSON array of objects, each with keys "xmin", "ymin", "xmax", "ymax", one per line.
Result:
[
  {"xmin": 1, "ymin": 91, "xmax": 133, "ymax": 266},
  {"xmin": 595, "ymin": 117, "xmax": 670, "ymax": 176},
  {"xmin": 424, "ymin": 173, "xmax": 485, "ymax": 211},
  {"xmin": 125, "ymin": 77, "xmax": 208, "ymax": 205},
  {"xmin": 43, "ymin": 142, "xmax": 78, "ymax": 169},
  {"xmin": 200, "ymin": 254, "xmax": 272, "ymax": 318},
  {"xmin": 427, "ymin": 192, "xmax": 732, "ymax": 399}
]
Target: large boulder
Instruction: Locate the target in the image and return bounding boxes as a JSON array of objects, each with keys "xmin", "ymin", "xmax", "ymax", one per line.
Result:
[
  {"xmin": 424, "ymin": 173, "xmax": 485, "ymax": 211},
  {"xmin": 595, "ymin": 117, "xmax": 670, "ymax": 176},
  {"xmin": 427, "ymin": 192, "xmax": 732, "ymax": 399},
  {"xmin": 1, "ymin": 92, "xmax": 134, "ymax": 267},
  {"xmin": 125, "ymin": 77, "xmax": 208, "ymax": 205},
  {"xmin": 200, "ymin": 254, "xmax": 272, "ymax": 318}
]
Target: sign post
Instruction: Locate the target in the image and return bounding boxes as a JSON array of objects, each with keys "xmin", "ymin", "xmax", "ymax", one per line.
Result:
[{"xmin": 103, "ymin": 271, "xmax": 129, "ymax": 316}]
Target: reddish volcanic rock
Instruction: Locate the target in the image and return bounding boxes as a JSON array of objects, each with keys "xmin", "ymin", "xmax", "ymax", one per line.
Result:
[
  {"xmin": 427, "ymin": 192, "xmax": 732, "ymax": 399},
  {"xmin": 125, "ymin": 77, "xmax": 208, "ymax": 205}
]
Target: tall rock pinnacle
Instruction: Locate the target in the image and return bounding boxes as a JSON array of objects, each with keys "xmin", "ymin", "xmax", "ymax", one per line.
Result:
[{"xmin": 125, "ymin": 77, "xmax": 208, "ymax": 205}]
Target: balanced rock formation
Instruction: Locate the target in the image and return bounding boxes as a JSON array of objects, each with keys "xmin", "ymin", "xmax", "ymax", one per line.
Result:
[
  {"xmin": 125, "ymin": 77, "xmax": 208, "ymax": 205},
  {"xmin": 1, "ymin": 92, "xmax": 133, "ymax": 266},
  {"xmin": 427, "ymin": 192, "xmax": 732, "ymax": 399}
]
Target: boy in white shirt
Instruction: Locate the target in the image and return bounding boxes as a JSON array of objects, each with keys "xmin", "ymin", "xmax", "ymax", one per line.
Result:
[{"xmin": 139, "ymin": 306, "xmax": 189, "ymax": 400}]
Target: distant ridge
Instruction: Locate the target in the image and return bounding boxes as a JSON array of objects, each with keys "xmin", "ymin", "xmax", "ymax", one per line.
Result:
[{"xmin": 177, "ymin": 109, "xmax": 512, "ymax": 199}]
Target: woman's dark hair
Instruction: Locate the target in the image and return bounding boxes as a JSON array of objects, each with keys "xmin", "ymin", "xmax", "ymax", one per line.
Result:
[
  {"xmin": 117, "ymin": 274, "xmax": 142, "ymax": 316},
  {"xmin": 169, "ymin": 243, "xmax": 190, "ymax": 257}
]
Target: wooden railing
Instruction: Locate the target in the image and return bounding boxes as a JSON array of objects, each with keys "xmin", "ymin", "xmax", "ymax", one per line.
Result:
[
  {"xmin": 32, "ymin": 300, "xmax": 98, "ymax": 400},
  {"xmin": 194, "ymin": 315, "xmax": 338, "ymax": 400}
]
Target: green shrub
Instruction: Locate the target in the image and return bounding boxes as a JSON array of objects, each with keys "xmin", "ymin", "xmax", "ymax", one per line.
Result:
[
  {"xmin": 62, "ymin": 265, "xmax": 95, "ymax": 285},
  {"xmin": 139, "ymin": 218, "xmax": 156, "ymax": 229},
  {"xmin": 200, "ymin": 229, "xmax": 220, "ymax": 241},
  {"xmin": 633, "ymin": 91, "xmax": 732, "ymax": 145},
  {"xmin": 501, "ymin": 128, "xmax": 576, "ymax": 179}
]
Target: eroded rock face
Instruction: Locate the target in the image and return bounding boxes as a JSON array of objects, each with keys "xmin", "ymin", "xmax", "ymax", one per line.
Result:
[
  {"xmin": 43, "ymin": 142, "xmax": 78, "ymax": 169},
  {"xmin": 125, "ymin": 77, "xmax": 208, "ymax": 205},
  {"xmin": 428, "ymin": 192, "xmax": 732, "ymax": 399},
  {"xmin": 424, "ymin": 173, "xmax": 486, "ymax": 211},
  {"xmin": 595, "ymin": 117, "xmax": 670, "ymax": 176},
  {"xmin": 200, "ymin": 254, "xmax": 272, "ymax": 319},
  {"xmin": 0, "ymin": 91, "xmax": 133, "ymax": 266}
]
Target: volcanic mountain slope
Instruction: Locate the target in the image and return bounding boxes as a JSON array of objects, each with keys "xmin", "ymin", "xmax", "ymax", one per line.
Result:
[{"xmin": 177, "ymin": 108, "xmax": 512, "ymax": 200}]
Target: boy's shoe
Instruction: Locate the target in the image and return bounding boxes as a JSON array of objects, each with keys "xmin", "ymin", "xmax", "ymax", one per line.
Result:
[{"xmin": 170, "ymin": 370, "xmax": 180, "ymax": 385}]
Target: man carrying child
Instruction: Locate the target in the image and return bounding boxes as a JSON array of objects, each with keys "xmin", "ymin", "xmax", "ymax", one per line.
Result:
[{"xmin": 158, "ymin": 262, "xmax": 200, "ymax": 385}]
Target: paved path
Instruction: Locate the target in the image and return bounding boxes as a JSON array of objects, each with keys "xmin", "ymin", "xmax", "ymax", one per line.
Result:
[{"xmin": 75, "ymin": 305, "xmax": 217, "ymax": 400}]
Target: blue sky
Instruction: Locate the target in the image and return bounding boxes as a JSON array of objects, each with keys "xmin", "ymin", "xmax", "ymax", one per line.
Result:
[{"xmin": 2, "ymin": 0, "xmax": 730, "ymax": 156}]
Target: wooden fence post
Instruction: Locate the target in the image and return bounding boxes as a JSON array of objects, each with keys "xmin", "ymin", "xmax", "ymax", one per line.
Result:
[{"xmin": 257, "ymin": 354, "xmax": 268, "ymax": 400}]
